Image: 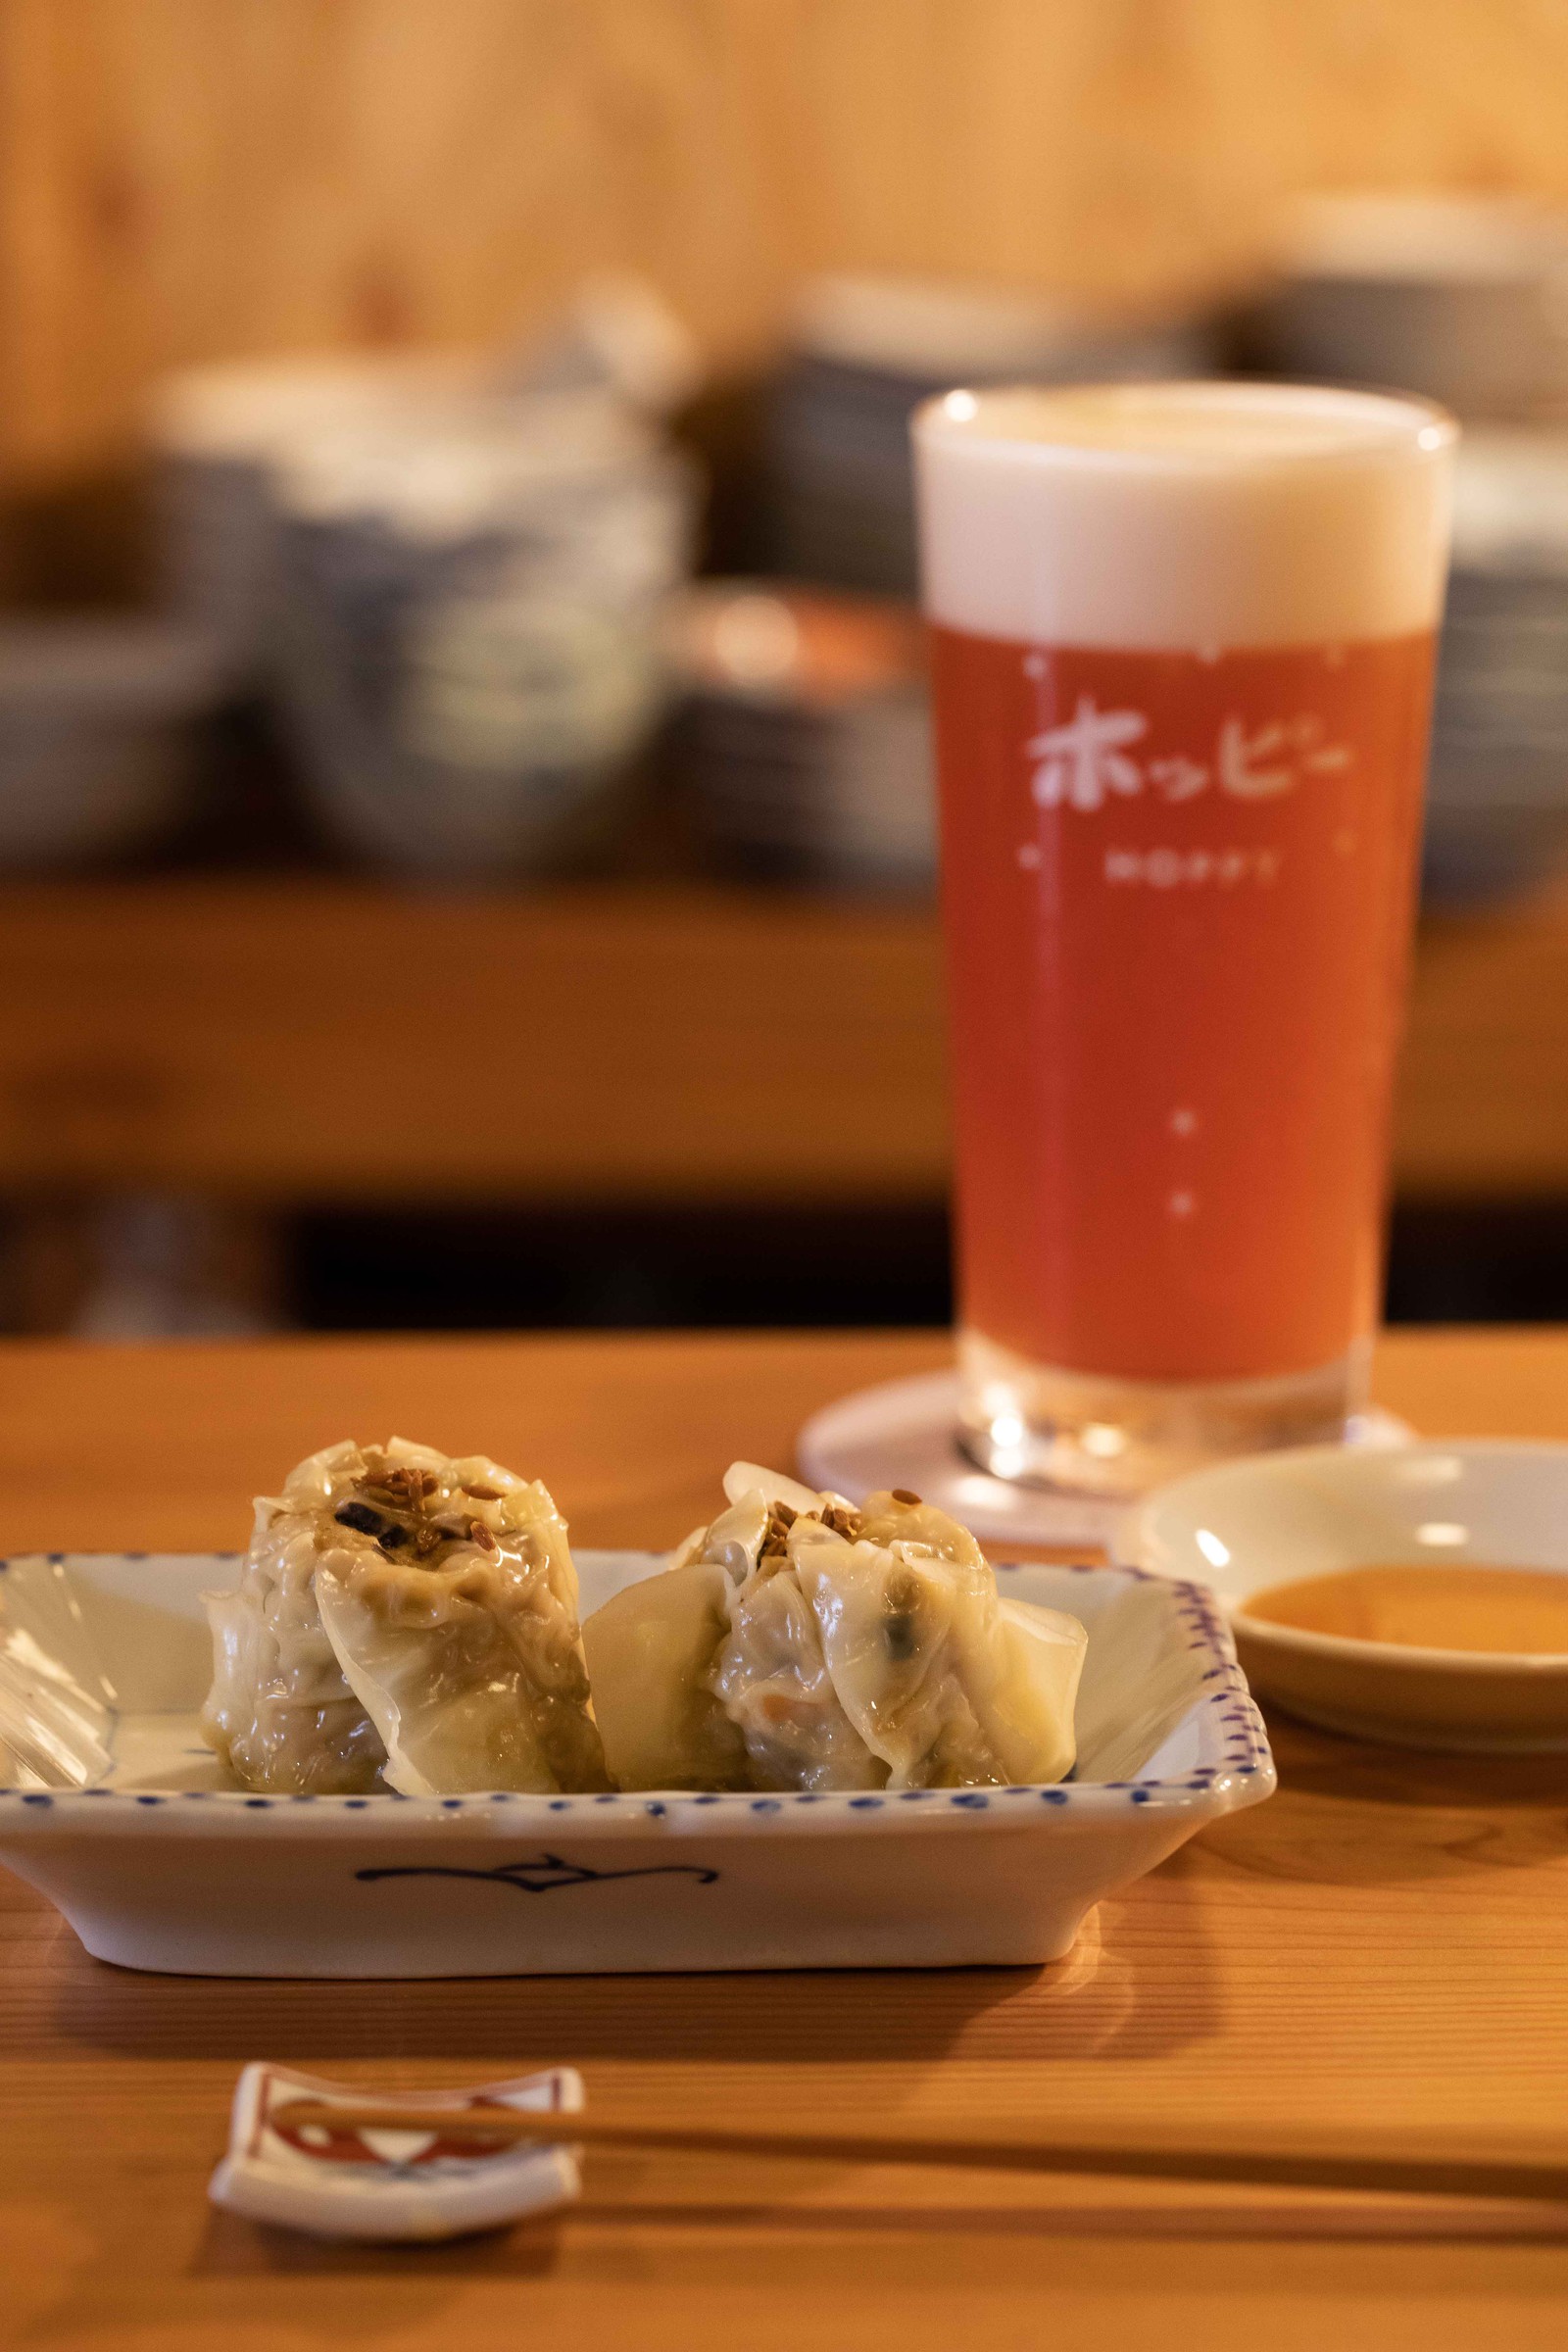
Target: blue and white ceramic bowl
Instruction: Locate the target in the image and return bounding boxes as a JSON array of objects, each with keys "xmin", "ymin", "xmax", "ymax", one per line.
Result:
[{"xmin": 0, "ymin": 1549, "xmax": 1273, "ymax": 1976}]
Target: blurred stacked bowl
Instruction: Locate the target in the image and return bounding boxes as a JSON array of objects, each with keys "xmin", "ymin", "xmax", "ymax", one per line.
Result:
[
  {"xmin": 769, "ymin": 272, "xmax": 1215, "ymax": 594},
  {"xmin": 270, "ymin": 389, "xmax": 697, "ymax": 877},
  {"xmin": 666, "ymin": 582, "xmax": 934, "ymax": 887},
  {"xmin": 147, "ymin": 280, "xmax": 702, "ymax": 706},
  {"xmin": 148, "ymin": 350, "xmax": 488, "ymax": 694}
]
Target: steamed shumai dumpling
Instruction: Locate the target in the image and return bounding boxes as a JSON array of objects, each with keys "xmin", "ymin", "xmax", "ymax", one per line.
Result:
[
  {"xmin": 201, "ymin": 1438, "xmax": 610, "ymax": 1796},
  {"xmin": 581, "ymin": 1463, "xmax": 1087, "ymax": 1793}
]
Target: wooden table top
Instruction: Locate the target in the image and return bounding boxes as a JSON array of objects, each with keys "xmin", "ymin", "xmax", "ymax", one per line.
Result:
[
  {"xmin": 3, "ymin": 1325, "xmax": 1568, "ymax": 2349},
  {"xmin": 1, "ymin": 876, "xmax": 1567, "ymax": 1205}
]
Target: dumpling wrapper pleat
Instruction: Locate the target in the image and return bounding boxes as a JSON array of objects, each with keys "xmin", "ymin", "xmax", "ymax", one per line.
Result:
[
  {"xmin": 202, "ymin": 1437, "xmax": 608, "ymax": 1796},
  {"xmin": 582, "ymin": 1464, "xmax": 1088, "ymax": 1794},
  {"xmin": 316, "ymin": 1563, "xmax": 610, "ymax": 1797},
  {"xmin": 710, "ymin": 1563, "xmax": 886, "ymax": 1792},
  {"xmin": 579, "ymin": 1560, "xmax": 749, "ymax": 1792},
  {"xmin": 793, "ymin": 1536, "xmax": 1085, "ymax": 1789}
]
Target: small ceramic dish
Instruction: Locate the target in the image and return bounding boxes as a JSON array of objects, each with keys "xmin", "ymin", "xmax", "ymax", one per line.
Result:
[
  {"xmin": 209, "ymin": 2064, "xmax": 583, "ymax": 2241},
  {"xmin": 1136, "ymin": 1441, "xmax": 1568, "ymax": 1751},
  {"xmin": 0, "ymin": 1549, "xmax": 1272, "ymax": 1977}
]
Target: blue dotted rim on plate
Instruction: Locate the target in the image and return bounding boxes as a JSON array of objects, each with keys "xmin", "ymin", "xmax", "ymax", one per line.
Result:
[{"xmin": 0, "ymin": 1554, "xmax": 1270, "ymax": 1816}]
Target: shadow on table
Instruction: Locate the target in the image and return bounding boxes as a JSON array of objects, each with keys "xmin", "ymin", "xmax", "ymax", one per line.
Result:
[
  {"xmin": 186, "ymin": 2183, "xmax": 1568, "ymax": 2287},
  {"xmin": 44, "ymin": 1876, "xmax": 1220, "ymax": 2068},
  {"xmin": 191, "ymin": 2204, "xmax": 569, "ymax": 2285},
  {"xmin": 1195, "ymin": 1707, "xmax": 1568, "ymax": 1887}
]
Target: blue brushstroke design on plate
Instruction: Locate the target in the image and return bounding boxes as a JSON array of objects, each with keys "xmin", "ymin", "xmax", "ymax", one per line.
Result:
[{"xmin": 355, "ymin": 1851, "xmax": 719, "ymax": 1897}]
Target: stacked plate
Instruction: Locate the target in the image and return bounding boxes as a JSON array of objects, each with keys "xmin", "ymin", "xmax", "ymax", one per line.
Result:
[
  {"xmin": 1239, "ymin": 194, "xmax": 1568, "ymax": 902},
  {"xmin": 1425, "ymin": 428, "xmax": 1568, "ymax": 900},
  {"xmin": 1254, "ymin": 192, "xmax": 1568, "ymax": 421},
  {"xmin": 665, "ymin": 580, "xmax": 934, "ymax": 887},
  {"xmin": 0, "ymin": 618, "xmax": 223, "ymax": 868},
  {"xmin": 769, "ymin": 273, "xmax": 1214, "ymax": 595}
]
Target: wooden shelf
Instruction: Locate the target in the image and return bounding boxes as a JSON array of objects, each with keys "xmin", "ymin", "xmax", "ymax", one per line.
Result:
[
  {"xmin": 0, "ymin": 876, "xmax": 1564, "ymax": 1206},
  {"xmin": 0, "ymin": 881, "xmax": 947, "ymax": 1205},
  {"xmin": 1395, "ymin": 893, "xmax": 1568, "ymax": 1199}
]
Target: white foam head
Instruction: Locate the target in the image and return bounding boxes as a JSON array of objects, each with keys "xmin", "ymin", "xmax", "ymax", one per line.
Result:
[{"xmin": 912, "ymin": 381, "xmax": 1455, "ymax": 651}]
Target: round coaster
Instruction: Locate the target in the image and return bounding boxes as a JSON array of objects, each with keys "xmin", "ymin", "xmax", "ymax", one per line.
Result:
[{"xmin": 797, "ymin": 1371, "xmax": 1412, "ymax": 1558}]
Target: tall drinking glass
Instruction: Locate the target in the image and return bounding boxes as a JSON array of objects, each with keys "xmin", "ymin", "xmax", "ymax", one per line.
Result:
[{"xmin": 912, "ymin": 382, "xmax": 1454, "ymax": 1495}]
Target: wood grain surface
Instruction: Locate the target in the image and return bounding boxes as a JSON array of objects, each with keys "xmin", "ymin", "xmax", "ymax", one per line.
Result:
[
  {"xmin": 1, "ymin": 1326, "xmax": 1567, "ymax": 2348},
  {"xmin": 0, "ymin": 881, "xmax": 948, "ymax": 1205},
  {"xmin": 0, "ymin": 877, "xmax": 1563, "ymax": 1206},
  {"xmin": 7, "ymin": 1, "xmax": 1568, "ymax": 486}
]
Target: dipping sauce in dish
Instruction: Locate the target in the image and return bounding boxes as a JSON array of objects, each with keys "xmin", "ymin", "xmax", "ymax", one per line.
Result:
[{"xmin": 1239, "ymin": 1565, "xmax": 1568, "ymax": 1654}]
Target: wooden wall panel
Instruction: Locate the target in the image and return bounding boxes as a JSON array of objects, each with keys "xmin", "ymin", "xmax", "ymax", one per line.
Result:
[{"xmin": 4, "ymin": 0, "xmax": 1568, "ymax": 487}]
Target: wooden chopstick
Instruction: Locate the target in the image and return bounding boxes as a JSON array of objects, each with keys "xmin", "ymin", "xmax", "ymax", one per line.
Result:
[{"xmin": 270, "ymin": 2101, "xmax": 1568, "ymax": 2208}]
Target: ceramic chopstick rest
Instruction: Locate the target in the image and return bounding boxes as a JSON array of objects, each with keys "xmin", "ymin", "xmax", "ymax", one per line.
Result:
[{"xmin": 208, "ymin": 2063, "xmax": 584, "ymax": 2240}]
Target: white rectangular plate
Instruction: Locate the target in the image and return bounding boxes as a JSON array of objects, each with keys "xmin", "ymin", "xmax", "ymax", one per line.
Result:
[{"xmin": 0, "ymin": 1549, "xmax": 1274, "ymax": 1976}]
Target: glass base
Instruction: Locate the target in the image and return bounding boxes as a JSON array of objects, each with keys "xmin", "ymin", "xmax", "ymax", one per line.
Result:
[{"xmin": 957, "ymin": 1329, "xmax": 1369, "ymax": 1499}]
